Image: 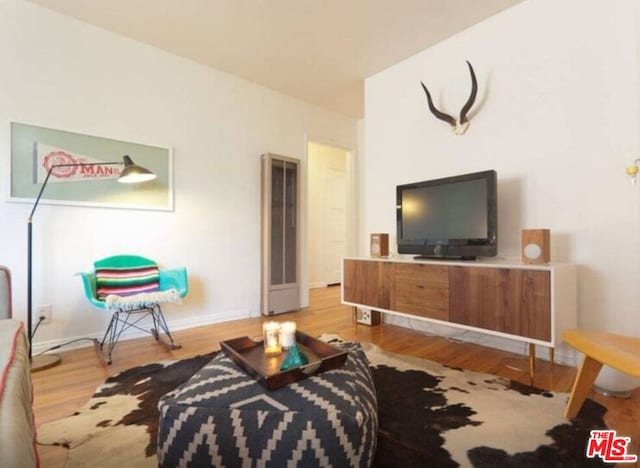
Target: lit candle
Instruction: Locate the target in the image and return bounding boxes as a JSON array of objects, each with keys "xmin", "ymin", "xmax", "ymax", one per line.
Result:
[
  {"xmin": 280, "ymin": 321, "xmax": 297, "ymax": 349},
  {"xmin": 263, "ymin": 321, "xmax": 282, "ymax": 356}
]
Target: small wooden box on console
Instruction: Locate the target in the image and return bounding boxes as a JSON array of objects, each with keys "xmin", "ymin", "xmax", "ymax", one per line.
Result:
[{"xmin": 341, "ymin": 257, "xmax": 576, "ymax": 350}]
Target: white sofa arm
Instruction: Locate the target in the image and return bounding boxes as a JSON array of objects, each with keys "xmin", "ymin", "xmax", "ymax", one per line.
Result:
[{"xmin": 0, "ymin": 320, "xmax": 38, "ymax": 467}]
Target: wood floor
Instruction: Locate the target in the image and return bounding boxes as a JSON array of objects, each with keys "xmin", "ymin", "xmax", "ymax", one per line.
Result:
[{"xmin": 32, "ymin": 286, "xmax": 639, "ymax": 467}]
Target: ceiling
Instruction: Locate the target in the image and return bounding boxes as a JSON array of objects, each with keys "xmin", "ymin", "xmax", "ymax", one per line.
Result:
[{"xmin": 28, "ymin": 0, "xmax": 523, "ymax": 118}]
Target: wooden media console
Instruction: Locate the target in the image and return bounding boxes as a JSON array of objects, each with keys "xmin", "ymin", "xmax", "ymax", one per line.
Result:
[{"xmin": 341, "ymin": 257, "xmax": 577, "ymax": 376}]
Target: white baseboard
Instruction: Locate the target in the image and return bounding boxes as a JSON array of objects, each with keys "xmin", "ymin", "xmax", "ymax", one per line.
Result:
[
  {"xmin": 31, "ymin": 308, "xmax": 251, "ymax": 355},
  {"xmin": 384, "ymin": 314, "xmax": 579, "ymax": 368},
  {"xmin": 309, "ymin": 281, "xmax": 328, "ymax": 289}
]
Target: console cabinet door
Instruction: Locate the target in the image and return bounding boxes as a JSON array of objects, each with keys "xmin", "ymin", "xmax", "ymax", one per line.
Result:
[
  {"xmin": 449, "ymin": 267, "xmax": 551, "ymax": 341},
  {"xmin": 391, "ymin": 263, "xmax": 449, "ymax": 321},
  {"xmin": 343, "ymin": 259, "xmax": 392, "ymax": 310}
]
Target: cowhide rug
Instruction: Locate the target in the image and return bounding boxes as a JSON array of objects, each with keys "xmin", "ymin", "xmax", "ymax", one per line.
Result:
[{"xmin": 38, "ymin": 341, "xmax": 608, "ymax": 467}]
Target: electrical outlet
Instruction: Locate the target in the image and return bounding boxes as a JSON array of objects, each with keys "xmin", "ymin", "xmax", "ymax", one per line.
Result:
[
  {"xmin": 360, "ymin": 309, "xmax": 371, "ymax": 322},
  {"xmin": 355, "ymin": 308, "xmax": 381, "ymax": 326},
  {"xmin": 36, "ymin": 304, "xmax": 52, "ymax": 324}
]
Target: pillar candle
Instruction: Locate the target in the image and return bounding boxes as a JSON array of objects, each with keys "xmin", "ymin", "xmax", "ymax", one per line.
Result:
[
  {"xmin": 263, "ymin": 321, "xmax": 282, "ymax": 356},
  {"xmin": 280, "ymin": 321, "xmax": 297, "ymax": 349}
]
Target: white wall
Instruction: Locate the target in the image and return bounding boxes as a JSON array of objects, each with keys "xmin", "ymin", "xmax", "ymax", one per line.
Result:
[
  {"xmin": 0, "ymin": 0, "xmax": 357, "ymax": 351},
  {"xmin": 363, "ymin": 0, "xmax": 640, "ymax": 361}
]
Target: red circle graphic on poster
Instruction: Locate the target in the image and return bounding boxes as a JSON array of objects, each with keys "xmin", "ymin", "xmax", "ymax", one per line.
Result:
[{"xmin": 43, "ymin": 151, "xmax": 78, "ymax": 178}]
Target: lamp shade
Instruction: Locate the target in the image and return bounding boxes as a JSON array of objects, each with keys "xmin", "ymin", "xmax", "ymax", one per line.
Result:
[{"xmin": 118, "ymin": 155, "xmax": 156, "ymax": 184}]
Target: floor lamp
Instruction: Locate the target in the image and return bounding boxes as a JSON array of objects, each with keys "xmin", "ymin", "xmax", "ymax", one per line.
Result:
[{"xmin": 29, "ymin": 155, "xmax": 156, "ymax": 372}]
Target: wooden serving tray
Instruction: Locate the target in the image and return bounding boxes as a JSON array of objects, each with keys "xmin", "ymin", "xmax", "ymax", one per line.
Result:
[{"xmin": 220, "ymin": 331, "xmax": 347, "ymax": 390}]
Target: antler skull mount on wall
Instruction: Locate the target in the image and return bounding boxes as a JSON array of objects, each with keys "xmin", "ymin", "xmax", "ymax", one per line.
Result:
[{"xmin": 420, "ymin": 61, "xmax": 478, "ymax": 135}]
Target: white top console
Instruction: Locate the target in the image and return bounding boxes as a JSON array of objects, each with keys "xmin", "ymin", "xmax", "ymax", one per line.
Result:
[{"xmin": 341, "ymin": 256, "xmax": 577, "ymax": 348}]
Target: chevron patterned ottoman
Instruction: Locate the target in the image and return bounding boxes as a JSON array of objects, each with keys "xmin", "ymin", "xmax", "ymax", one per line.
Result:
[{"xmin": 157, "ymin": 342, "xmax": 377, "ymax": 467}]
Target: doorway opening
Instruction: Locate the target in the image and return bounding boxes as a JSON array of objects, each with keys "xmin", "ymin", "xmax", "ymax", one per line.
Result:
[{"xmin": 307, "ymin": 141, "xmax": 353, "ymax": 289}]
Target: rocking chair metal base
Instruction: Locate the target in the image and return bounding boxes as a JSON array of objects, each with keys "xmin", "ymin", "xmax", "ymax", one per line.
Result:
[{"xmin": 98, "ymin": 304, "xmax": 181, "ymax": 365}]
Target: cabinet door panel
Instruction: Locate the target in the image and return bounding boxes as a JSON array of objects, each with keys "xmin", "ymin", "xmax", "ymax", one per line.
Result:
[
  {"xmin": 392, "ymin": 264, "xmax": 449, "ymax": 321},
  {"xmin": 449, "ymin": 267, "xmax": 503, "ymax": 331},
  {"xmin": 449, "ymin": 267, "xmax": 550, "ymax": 341},
  {"xmin": 343, "ymin": 260, "xmax": 392, "ymax": 310},
  {"xmin": 505, "ymin": 269, "xmax": 551, "ymax": 341}
]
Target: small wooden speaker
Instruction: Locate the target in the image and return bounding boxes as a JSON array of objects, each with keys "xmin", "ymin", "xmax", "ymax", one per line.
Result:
[
  {"xmin": 370, "ymin": 233, "xmax": 389, "ymax": 257},
  {"xmin": 521, "ymin": 229, "xmax": 550, "ymax": 264}
]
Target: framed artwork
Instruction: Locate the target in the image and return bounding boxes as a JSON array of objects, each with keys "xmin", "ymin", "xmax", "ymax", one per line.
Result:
[{"xmin": 9, "ymin": 122, "xmax": 173, "ymax": 211}]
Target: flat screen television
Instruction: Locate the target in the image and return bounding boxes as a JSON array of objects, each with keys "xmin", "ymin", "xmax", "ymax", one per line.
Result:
[{"xmin": 396, "ymin": 169, "xmax": 497, "ymax": 260}]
